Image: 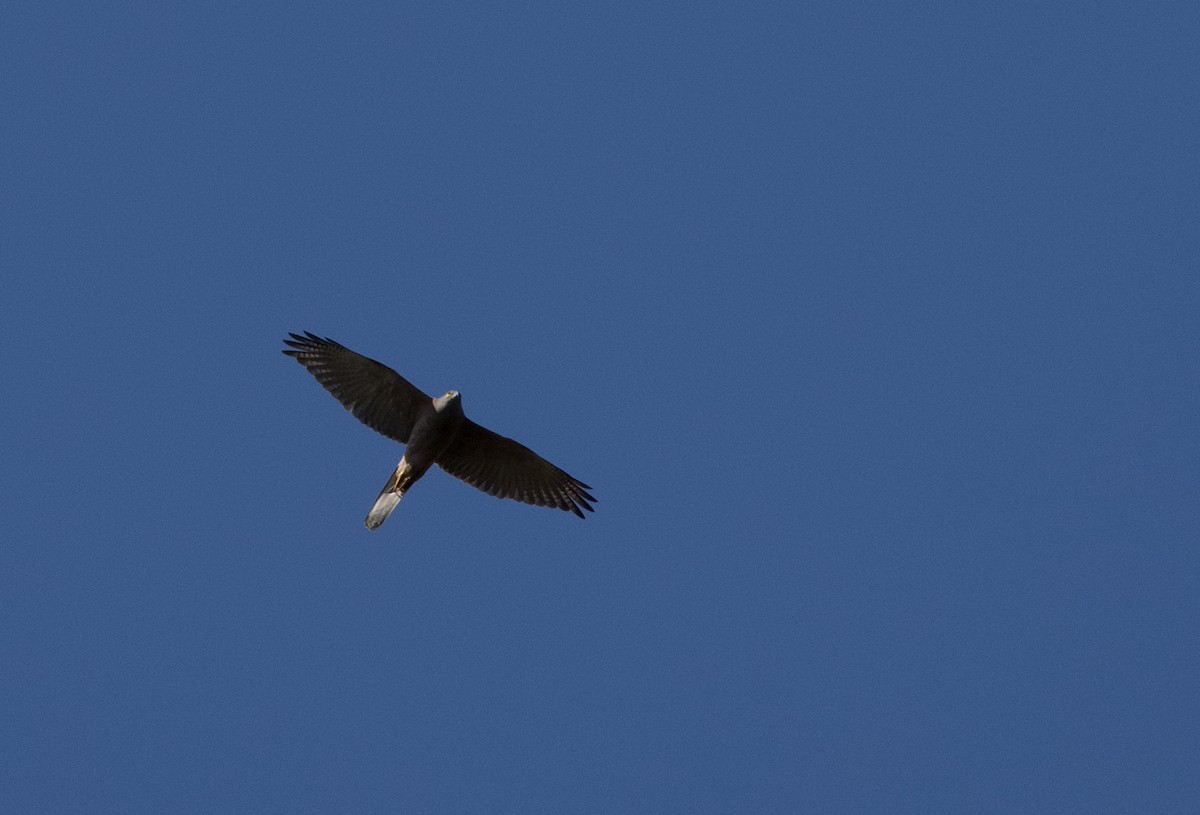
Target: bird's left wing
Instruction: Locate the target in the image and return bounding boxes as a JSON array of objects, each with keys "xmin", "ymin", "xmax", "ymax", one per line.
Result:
[
  {"xmin": 282, "ymin": 331, "xmax": 430, "ymax": 443},
  {"xmin": 435, "ymin": 420, "xmax": 595, "ymax": 517}
]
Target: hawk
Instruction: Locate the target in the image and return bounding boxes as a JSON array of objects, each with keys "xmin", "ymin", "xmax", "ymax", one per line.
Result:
[{"xmin": 282, "ymin": 332, "xmax": 596, "ymax": 529}]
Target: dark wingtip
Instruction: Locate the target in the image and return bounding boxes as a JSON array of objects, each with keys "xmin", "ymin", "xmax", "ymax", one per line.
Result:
[
  {"xmin": 567, "ymin": 475, "xmax": 595, "ymax": 518},
  {"xmin": 283, "ymin": 330, "xmax": 339, "ymax": 356},
  {"xmin": 282, "ymin": 331, "xmax": 308, "ymax": 354},
  {"xmin": 569, "ymin": 490, "xmax": 596, "ymax": 518}
]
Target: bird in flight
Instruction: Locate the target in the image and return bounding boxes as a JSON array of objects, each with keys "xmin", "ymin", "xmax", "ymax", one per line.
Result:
[{"xmin": 282, "ymin": 332, "xmax": 596, "ymax": 530}]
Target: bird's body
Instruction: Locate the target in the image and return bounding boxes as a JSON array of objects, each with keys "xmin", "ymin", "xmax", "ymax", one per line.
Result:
[
  {"xmin": 282, "ymin": 332, "xmax": 595, "ymax": 529},
  {"xmin": 395, "ymin": 389, "xmax": 467, "ymax": 489},
  {"xmin": 364, "ymin": 389, "xmax": 465, "ymax": 530}
]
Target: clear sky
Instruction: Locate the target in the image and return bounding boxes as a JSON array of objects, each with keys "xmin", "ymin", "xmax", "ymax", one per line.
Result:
[{"xmin": 4, "ymin": 2, "xmax": 1198, "ymax": 812}]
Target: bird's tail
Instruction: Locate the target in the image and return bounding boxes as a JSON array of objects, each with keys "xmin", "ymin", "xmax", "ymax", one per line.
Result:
[{"xmin": 365, "ymin": 457, "xmax": 414, "ymax": 531}]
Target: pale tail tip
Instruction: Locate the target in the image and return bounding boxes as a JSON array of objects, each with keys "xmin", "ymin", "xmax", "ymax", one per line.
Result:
[{"xmin": 364, "ymin": 491, "xmax": 402, "ymax": 530}]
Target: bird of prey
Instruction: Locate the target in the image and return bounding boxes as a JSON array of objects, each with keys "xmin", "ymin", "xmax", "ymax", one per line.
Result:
[{"xmin": 282, "ymin": 331, "xmax": 595, "ymax": 530}]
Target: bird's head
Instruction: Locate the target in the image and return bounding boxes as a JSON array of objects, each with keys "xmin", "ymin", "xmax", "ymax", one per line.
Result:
[{"xmin": 433, "ymin": 390, "xmax": 461, "ymax": 413}]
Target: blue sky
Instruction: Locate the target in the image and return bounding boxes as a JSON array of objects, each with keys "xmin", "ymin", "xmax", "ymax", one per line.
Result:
[{"xmin": 3, "ymin": 2, "xmax": 1198, "ymax": 812}]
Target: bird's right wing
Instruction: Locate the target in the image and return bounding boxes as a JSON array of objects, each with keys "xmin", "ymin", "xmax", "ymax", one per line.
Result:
[
  {"xmin": 282, "ymin": 331, "xmax": 430, "ymax": 443},
  {"xmin": 435, "ymin": 419, "xmax": 596, "ymax": 517}
]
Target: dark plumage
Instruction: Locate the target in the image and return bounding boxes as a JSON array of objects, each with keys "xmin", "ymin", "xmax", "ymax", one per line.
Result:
[{"xmin": 282, "ymin": 332, "xmax": 595, "ymax": 529}]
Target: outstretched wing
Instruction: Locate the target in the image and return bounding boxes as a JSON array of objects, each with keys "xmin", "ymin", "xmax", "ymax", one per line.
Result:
[
  {"xmin": 282, "ymin": 331, "xmax": 430, "ymax": 443},
  {"xmin": 435, "ymin": 420, "xmax": 596, "ymax": 518}
]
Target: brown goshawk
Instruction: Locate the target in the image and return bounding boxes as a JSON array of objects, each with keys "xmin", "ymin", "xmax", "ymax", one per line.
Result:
[{"xmin": 283, "ymin": 332, "xmax": 595, "ymax": 529}]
